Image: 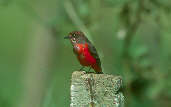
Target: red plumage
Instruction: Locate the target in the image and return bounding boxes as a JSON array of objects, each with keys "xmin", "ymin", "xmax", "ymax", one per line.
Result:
[{"xmin": 65, "ymin": 31, "xmax": 103, "ymax": 74}]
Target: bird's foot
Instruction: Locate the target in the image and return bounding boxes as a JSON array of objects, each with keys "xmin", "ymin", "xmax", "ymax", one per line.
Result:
[
  {"xmin": 85, "ymin": 72, "xmax": 95, "ymax": 74},
  {"xmin": 84, "ymin": 67, "xmax": 94, "ymax": 74},
  {"xmin": 79, "ymin": 66, "xmax": 85, "ymax": 71}
]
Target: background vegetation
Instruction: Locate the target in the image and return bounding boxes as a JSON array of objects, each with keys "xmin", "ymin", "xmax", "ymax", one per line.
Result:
[{"xmin": 0, "ymin": 0, "xmax": 171, "ymax": 107}]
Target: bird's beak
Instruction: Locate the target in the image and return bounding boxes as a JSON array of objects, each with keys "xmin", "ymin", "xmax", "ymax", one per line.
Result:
[{"xmin": 64, "ymin": 36, "xmax": 70, "ymax": 39}]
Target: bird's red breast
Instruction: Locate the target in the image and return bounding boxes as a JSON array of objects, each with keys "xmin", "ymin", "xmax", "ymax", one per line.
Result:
[
  {"xmin": 73, "ymin": 43, "xmax": 102, "ymax": 73},
  {"xmin": 74, "ymin": 43, "xmax": 96, "ymax": 66}
]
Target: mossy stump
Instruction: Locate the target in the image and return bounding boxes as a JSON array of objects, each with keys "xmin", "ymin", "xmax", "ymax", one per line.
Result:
[{"xmin": 70, "ymin": 71, "xmax": 124, "ymax": 107}]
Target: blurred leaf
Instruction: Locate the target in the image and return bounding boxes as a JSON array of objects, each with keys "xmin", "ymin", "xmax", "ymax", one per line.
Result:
[
  {"xmin": 130, "ymin": 45, "xmax": 148, "ymax": 59},
  {"xmin": 0, "ymin": 0, "xmax": 11, "ymax": 6}
]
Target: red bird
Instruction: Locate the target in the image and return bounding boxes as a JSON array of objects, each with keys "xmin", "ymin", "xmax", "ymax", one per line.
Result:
[{"xmin": 64, "ymin": 31, "xmax": 103, "ymax": 74}]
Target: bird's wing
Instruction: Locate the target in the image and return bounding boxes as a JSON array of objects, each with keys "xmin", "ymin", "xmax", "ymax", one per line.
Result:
[{"xmin": 87, "ymin": 42, "xmax": 101, "ymax": 67}]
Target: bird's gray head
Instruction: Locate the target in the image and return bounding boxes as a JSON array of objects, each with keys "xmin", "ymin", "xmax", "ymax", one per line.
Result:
[{"xmin": 64, "ymin": 31, "xmax": 87, "ymax": 44}]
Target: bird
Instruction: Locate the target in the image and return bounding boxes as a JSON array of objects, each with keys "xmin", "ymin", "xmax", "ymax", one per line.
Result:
[{"xmin": 64, "ymin": 31, "xmax": 103, "ymax": 74}]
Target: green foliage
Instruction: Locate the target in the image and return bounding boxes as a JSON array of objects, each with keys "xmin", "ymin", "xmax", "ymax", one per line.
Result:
[
  {"xmin": 0, "ymin": 0, "xmax": 171, "ymax": 107},
  {"xmin": 0, "ymin": 0, "xmax": 11, "ymax": 6}
]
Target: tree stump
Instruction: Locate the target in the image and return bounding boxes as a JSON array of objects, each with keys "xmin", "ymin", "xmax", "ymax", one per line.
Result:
[{"xmin": 70, "ymin": 71, "xmax": 124, "ymax": 107}]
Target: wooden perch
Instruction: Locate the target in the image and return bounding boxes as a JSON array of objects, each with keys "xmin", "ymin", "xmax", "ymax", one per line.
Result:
[{"xmin": 70, "ymin": 71, "xmax": 124, "ymax": 107}]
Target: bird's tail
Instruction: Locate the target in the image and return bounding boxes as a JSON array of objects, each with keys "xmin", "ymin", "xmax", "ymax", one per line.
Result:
[{"xmin": 92, "ymin": 64, "xmax": 103, "ymax": 74}]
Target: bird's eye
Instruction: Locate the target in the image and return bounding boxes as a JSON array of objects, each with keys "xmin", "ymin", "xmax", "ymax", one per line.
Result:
[{"xmin": 73, "ymin": 34, "xmax": 76, "ymax": 37}]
